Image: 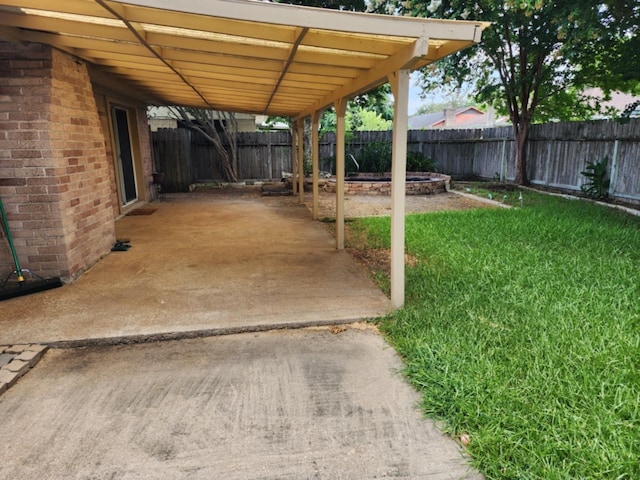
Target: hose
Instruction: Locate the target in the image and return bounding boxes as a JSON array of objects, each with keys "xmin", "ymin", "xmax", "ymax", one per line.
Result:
[{"xmin": 0, "ymin": 198, "xmax": 24, "ymax": 283}]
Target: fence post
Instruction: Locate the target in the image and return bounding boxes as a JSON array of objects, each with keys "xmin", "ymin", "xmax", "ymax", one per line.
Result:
[
  {"xmin": 608, "ymin": 139, "xmax": 620, "ymax": 197},
  {"xmin": 544, "ymin": 140, "xmax": 553, "ymax": 186},
  {"xmin": 499, "ymin": 138, "xmax": 507, "ymax": 181},
  {"xmin": 472, "ymin": 135, "xmax": 478, "ymax": 177},
  {"xmin": 267, "ymin": 134, "xmax": 273, "ymax": 180}
]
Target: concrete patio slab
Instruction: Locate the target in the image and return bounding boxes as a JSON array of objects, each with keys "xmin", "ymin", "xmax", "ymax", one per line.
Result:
[
  {"xmin": 0, "ymin": 191, "xmax": 390, "ymax": 346},
  {"xmin": 0, "ymin": 327, "xmax": 481, "ymax": 480}
]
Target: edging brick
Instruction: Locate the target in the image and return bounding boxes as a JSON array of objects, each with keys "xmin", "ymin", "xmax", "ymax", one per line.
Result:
[{"xmin": 0, "ymin": 344, "xmax": 48, "ymax": 396}]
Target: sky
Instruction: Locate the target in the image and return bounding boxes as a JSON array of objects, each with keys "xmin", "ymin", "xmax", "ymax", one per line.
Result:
[
  {"xmin": 408, "ymin": 85, "xmax": 423, "ymax": 115},
  {"xmin": 407, "ymin": 72, "xmax": 446, "ymax": 116}
]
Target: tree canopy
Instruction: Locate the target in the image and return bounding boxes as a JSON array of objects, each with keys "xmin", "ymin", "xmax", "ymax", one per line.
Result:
[
  {"xmin": 276, "ymin": 0, "xmax": 365, "ymax": 11},
  {"xmin": 574, "ymin": 2, "xmax": 640, "ymax": 117},
  {"xmin": 368, "ymin": 0, "xmax": 639, "ymax": 184}
]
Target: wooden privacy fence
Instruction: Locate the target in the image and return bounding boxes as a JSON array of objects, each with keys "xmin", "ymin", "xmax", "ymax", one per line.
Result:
[
  {"xmin": 152, "ymin": 129, "xmax": 292, "ymax": 192},
  {"xmin": 151, "ymin": 119, "xmax": 640, "ymax": 203}
]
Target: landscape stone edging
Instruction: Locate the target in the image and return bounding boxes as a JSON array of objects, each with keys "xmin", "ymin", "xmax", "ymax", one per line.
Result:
[{"xmin": 0, "ymin": 344, "xmax": 48, "ymax": 396}]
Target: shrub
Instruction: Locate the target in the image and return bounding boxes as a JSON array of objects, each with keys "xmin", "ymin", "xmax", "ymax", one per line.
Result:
[
  {"xmin": 407, "ymin": 150, "xmax": 436, "ymax": 172},
  {"xmin": 580, "ymin": 156, "xmax": 610, "ymax": 199},
  {"xmin": 355, "ymin": 141, "xmax": 392, "ymax": 174},
  {"xmin": 323, "ymin": 144, "xmax": 436, "ymax": 175}
]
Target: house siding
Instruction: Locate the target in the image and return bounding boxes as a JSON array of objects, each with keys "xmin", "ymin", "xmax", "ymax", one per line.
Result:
[{"xmin": 0, "ymin": 42, "xmax": 116, "ymax": 282}]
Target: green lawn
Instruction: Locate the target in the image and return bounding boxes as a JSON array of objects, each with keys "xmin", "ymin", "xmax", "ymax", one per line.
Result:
[{"xmin": 348, "ymin": 189, "xmax": 640, "ymax": 479}]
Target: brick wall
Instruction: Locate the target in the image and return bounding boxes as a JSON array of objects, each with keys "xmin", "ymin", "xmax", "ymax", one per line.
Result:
[
  {"xmin": 50, "ymin": 48, "xmax": 115, "ymax": 279},
  {"xmin": 0, "ymin": 42, "xmax": 116, "ymax": 282},
  {"xmin": 135, "ymin": 105, "xmax": 154, "ymax": 201},
  {"xmin": 92, "ymin": 92, "xmax": 119, "ymax": 220},
  {"xmin": 319, "ymin": 173, "xmax": 451, "ymax": 195}
]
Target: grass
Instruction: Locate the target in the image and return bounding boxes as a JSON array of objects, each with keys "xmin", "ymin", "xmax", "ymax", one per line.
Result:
[{"xmin": 347, "ymin": 188, "xmax": 640, "ymax": 479}]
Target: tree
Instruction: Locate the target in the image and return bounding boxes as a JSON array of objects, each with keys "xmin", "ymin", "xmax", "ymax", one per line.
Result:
[
  {"xmin": 413, "ymin": 64, "xmax": 477, "ymax": 112},
  {"xmin": 574, "ymin": 3, "xmax": 640, "ymax": 119},
  {"xmin": 347, "ymin": 107, "xmax": 393, "ymax": 131},
  {"xmin": 168, "ymin": 107, "xmax": 239, "ymax": 183},
  {"xmin": 277, "ymin": 0, "xmax": 394, "ymax": 127},
  {"xmin": 276, "ymin": 0, "xmax": 365, "ymax": 10},
  {"xmin": 351, "ymin": 84, "xmax": 394, "ymax": 121},
  {"xmin": 371, "ymin": 0, "xmax": 635, "ymax": 185}
]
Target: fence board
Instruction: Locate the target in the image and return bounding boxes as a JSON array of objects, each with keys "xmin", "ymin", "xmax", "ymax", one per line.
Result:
[
  {"xmin": 151, "ymin": 119, "xmax": 640, "ymax": 204},
  {"xmin": 614, "ymin": 141, "xmax": 640, "ymax": 200},
  {"xmin": 152, "ymin": 128, "xmax": 192, "ymax": 192}
]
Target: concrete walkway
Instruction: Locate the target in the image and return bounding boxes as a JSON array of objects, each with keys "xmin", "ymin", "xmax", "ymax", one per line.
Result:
[
  {"xmin": 0, "ymin": 327, "xmax": 481, "ymax": 479},
  {"xmin": 0, "ymin": 191, "xmax": 482, "ymax": 479}
]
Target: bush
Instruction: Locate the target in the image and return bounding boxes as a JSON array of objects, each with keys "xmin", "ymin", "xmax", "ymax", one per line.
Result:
[
  {"xmin": 354, "ymin": 141, "xmax": 392, "ymax": 174},
  {"xmin": 322, "ymin": 143, "xmax": 436, "ymax": 175},
  {"xmin": 407, "ymin": 150, "xmax": 436, "ymax": 172},
  {"xmin": 581, "ymin": 156, "xmax": 610, "ymax": 199}
]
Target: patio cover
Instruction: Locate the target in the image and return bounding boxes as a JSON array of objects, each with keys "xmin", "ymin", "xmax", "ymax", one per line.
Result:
[
  {"xmin": 0, "ymin": 0, "xmax": 487, "ymax": 308},
  {"xmin": 0, "ymin": 0, "xmax": 485, "ymax": 118}
]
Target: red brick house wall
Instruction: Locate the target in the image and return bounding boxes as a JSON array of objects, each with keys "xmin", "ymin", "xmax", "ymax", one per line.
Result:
[{"xmin": 0, "ymin": 42, "xmax": 152, "ymax": 283}]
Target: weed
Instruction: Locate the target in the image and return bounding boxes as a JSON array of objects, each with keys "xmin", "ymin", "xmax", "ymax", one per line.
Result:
[{"xmin": 581, "ymin": 156, "xmax": 610, "ymax": 199}]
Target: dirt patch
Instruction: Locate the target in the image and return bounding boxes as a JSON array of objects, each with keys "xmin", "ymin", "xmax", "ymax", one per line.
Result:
[
  {"xmin": 339, "ymin": 222, "xmax": 418, "ymax": 282},
  {"xmin": 180, "ymin": 185, "xmax": 497, "ymax": 218},
  {"xmin": 302, "ymin": 190, "xmax": 496, "ymax": 219}
]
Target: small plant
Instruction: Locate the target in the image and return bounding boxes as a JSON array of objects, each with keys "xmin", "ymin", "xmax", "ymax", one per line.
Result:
[
  {"xmin": 406, "ymin": 151, "xmax": 436, "ymax": 172},
  {"xmin": 325, "ymin": 145, "xmax": 436, "ymax": 175},
  {"xmin": 355, "ymin": 141, "xmax": 392, "ymax": 174},
  {"xmin": 303, "ymin": 159, "xmax": 313, "ymax": 177},
  {"xmin": 580, "ymin": 156, "xmax": 610, "ymax": 199}
]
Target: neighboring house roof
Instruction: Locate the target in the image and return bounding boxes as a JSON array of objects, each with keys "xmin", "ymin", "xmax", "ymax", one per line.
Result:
[
  {"xmin": 408, "ymin": 111, "xmax": 448, "ymax": 129},
  {"xmin": 409, "ymin": 106, "xmax": 505, "ymax": 129}
]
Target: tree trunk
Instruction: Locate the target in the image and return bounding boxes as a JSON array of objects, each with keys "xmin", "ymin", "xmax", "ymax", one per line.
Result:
[
  {"xmin": 513, "ymin": 121, "xmax": 530, "ymax": 186},
  {"xmin": 224, "ymin": 112, "xmax": 239, "ymax": 180},
  {"xmin": 219, "ymin": 150, "xmax": 238, "ymax": 183},
  {"xmin": 170, "ymin": 107, "xmax": 239, "ymax": 184}
]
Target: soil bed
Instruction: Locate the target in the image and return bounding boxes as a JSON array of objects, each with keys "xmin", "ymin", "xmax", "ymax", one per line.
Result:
[{"xmin": 302, "ymin": 190, "xmax": 495, "ymax": 219}]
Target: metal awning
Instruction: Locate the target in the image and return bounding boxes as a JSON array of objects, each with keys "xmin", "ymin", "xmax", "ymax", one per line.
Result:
[{"xmin": 0, "ymin": 0, "xmax": 486, "ymax": 118}]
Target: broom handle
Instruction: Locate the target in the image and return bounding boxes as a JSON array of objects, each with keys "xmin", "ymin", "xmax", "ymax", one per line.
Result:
[{"xmin": 0, "ymin": 198, "xmax": 24, "ymax": 282}]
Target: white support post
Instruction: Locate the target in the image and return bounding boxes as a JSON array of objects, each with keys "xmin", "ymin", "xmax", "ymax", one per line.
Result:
[
  {"xmin": 291, "ymin": 123, "xmax": 298, "ymax": 195},
  {"xmin": 312, "ymin": 110, "xmax": 322, "ymax": 220},
  {"xmin": 297, "ymin": 120, "xmax": 305, "ymax": 203},
  {"xmin": 334, "ymin": 98, "xmax": 348, "ymax": 250},
  {"xmin": 389, "ymin": 69, "xmax": 410, "ymax": 309}
]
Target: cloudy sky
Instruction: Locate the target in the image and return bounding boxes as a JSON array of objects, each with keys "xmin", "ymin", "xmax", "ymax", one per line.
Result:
[{"xmin": 406, "ymin": 72, "xmax": 445, "ymax": 116}]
